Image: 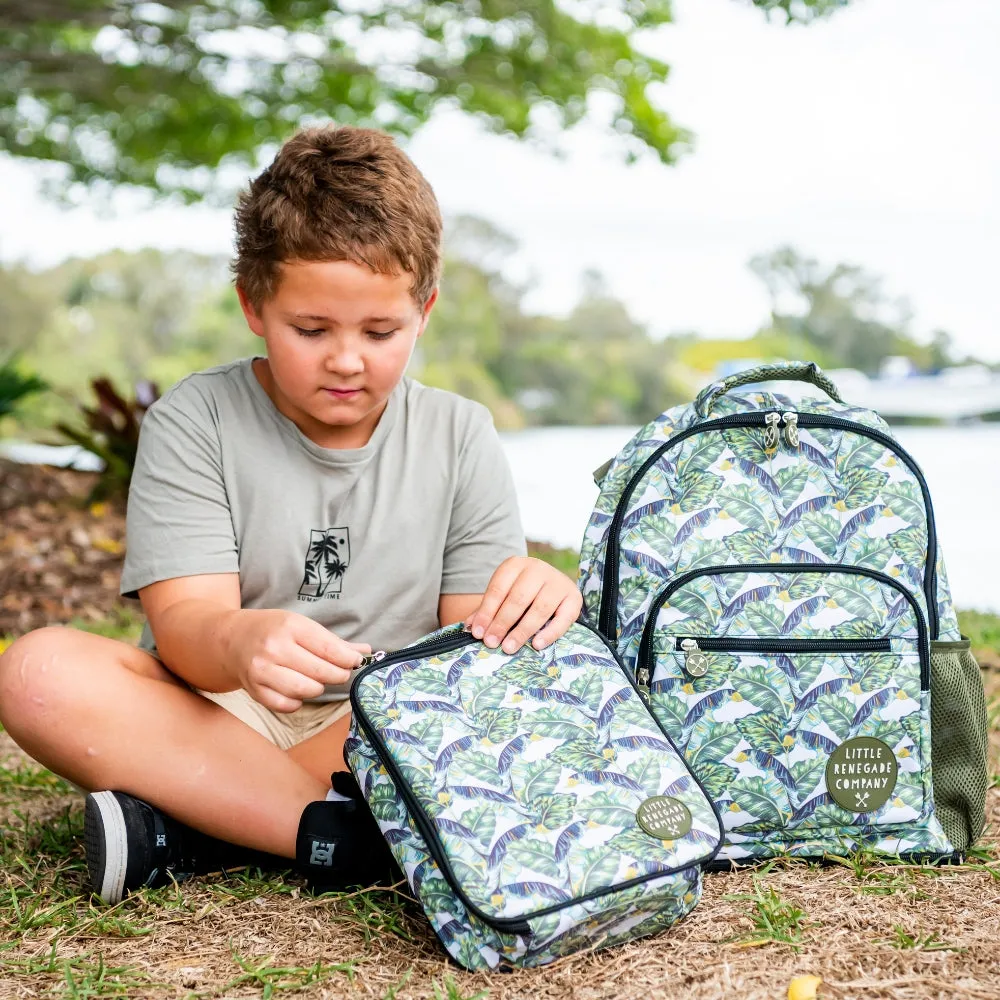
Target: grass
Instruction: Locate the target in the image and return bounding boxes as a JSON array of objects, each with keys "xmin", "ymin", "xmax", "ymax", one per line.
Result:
[
  {"xmin": 958, "ymin": 608, "xmax": 1000, "ymax": 668},
  {"xmin": 65, "ymin": 606, "xmax": 146, "ymax": 644},
  {"xmin": 958, "ymin": 609, "xmax": 1000, "ymax": 651},
  {"xmin": 888, "ymin": 926, "xmax": 962, "ymax": 953},
  {"xmin": 219, "ymin": 947, "xmax": 357, "ymax": 996},
  {"xmin": 724, "ymin": 875, "xmax": 809, "ymax": 950},
  {"xmin": 0, "ymin": 604, "xmax": 145, "ymax": 655},
  {"xmin": 525, "ymin": 540, "xmax": 580, "ymax": 579},
  {"xmin": 0, "ymin": 603, "xmax": 999, "ymax": 997}
]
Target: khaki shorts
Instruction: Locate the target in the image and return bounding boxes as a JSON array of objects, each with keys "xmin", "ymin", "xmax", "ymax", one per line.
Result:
[{"xmin": 200, "ymin": 689, "xmax": 352, "ymax": 751}]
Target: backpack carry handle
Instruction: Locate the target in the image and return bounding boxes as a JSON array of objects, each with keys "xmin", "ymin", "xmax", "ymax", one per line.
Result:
[{"xmin": 693, "ymin": 360, "xmax": 844, "ymax": 418}]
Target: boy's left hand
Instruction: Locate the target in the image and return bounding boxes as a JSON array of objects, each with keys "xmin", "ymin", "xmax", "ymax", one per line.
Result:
[{"xmin": 465, "ymin": 556, "xmax": 582, "ymax": 654}]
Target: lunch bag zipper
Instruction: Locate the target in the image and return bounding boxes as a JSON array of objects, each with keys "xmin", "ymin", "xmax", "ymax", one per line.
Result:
[
  {"xmin": 357, "ymin": 626, "xmax": 472, "ymax": 668},
  {"xmin": 598, "ymin": 411, "xmax": 940, "ymax": 639},
  {"xmin": 635, "ymin": 563, "xmax": 929, "ymax": 690},
  {"xmin": 350, "ymin": 620, "xmax": 724, "ymax": 936}
]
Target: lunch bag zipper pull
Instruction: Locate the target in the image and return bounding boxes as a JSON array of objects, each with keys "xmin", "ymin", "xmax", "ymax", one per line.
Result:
[
  {"xmin": 680, "ymin": 638, "xmax": 709, "ymax": 677},
  {"xmin": 359, "ymin": 650, "xmax": 387, "ymax": 668},
  {"xmin": 782, "ymin": 411, "xmax": 799, "ymax": 448},
  {"xmin": 763, "ymin": 412, "xmax": 781, "ymax": 450}
]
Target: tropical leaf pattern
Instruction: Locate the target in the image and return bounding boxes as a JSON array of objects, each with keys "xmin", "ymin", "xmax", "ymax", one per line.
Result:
[
  {"xmin": 346, "ymin": 622, "xmax": 721, "ymax": 970},
  {"xmin": 578, "ymin": 383, "xmax": 962, "ymax": 655},
  {"xmin": 643, "ymin": 568, "xmax": 954, "ymax": 859}
]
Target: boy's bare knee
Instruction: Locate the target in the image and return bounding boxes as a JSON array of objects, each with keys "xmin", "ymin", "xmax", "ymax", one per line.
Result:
[
  {"xmin": 0, "ymin": 627, "xmax": 176, "ymax": 735},
  {"xmin": 0, "ymin": 627, "xmax": 77, "ymax": 727}
]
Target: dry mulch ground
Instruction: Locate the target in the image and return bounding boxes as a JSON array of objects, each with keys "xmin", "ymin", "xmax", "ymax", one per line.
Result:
[
  {"xmin": 1, "ymin": 728, "xmax": 999, "ymax": 1000},
  {"xmin": 0, "ymin": 459, "xmax": 133, "ymax": 635},
  {"xmin": 2, "ymin": 461, "xmax": 999, "ymax": 998}
]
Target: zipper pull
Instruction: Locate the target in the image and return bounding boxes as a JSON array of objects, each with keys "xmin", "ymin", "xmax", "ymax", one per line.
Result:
[
  {"xmin": 680, "ymin": 638, "xmax": 709, "ymax": 678},
  {"xmin": 637, "ymin": 665, "xmax": 650, "ymax": 688},
  {"xmin": 782, "ymin": 411, "xmax": 799, "ymax": 448},
  {"xmin": 359, "ymin": 650, "xmax": 387, "ymax": 668},
  {"xmin": 763, "ymin": 412, "xmax": 781, "ymax": 450}
]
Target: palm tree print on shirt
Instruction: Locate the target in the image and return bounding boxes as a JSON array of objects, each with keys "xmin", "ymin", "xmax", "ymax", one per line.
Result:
[{"xmin": 298, "ymin": 527, "xmax": 351, "ymax": 598}]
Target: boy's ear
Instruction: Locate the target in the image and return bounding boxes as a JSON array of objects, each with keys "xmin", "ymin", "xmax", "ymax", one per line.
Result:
[
  {"xmin": 236, "ymin": 284, "xmax": 266, "ymax": 338},
  {"xmin": 417, "ymin": 287, "xmax": 438, "ymax": 337}
]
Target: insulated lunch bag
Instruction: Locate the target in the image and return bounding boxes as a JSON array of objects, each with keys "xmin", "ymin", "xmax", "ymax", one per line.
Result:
[
  {"xmin": 579, "ymin": 361, "xmax": 989, "ymax": 862},
  {"xmin": 344, "ymin": 620, "xmax": 724, "ymax": 970}
]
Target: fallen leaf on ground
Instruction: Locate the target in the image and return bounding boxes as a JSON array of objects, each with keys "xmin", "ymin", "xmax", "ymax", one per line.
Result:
[{"xmin": 788, "ymin": 975, "xmax": 823, "ymax": 1000}]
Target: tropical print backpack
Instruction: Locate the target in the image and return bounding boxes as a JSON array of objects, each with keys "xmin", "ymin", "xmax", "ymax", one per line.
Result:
[
  {"xmin": 578, "ymin": 361, "xmax": 988, "ymax": 863},
  {"xmin": 344, "ymin": 620, "xmax": 724, "ymax": 970}
]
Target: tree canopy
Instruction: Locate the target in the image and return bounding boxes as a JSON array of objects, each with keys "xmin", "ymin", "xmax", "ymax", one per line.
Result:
[
  {"xmin": 2, "ymin": 0, "xmax": 848, "ymax": 200},
  {"xmin": 748, "ymin": 245, "xmax": 959, "ymax": 375}
]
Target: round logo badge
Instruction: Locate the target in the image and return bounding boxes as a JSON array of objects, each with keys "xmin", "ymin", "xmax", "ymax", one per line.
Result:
[
  {"xmin": 826, "ymin": 736, "xmax": 898, "ymax": 813},
  {"xmin": 635, "ymin": 796, "xmax": 692, "ymax": 840}
]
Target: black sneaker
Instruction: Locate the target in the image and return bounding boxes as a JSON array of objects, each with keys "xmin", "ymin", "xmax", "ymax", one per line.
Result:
[
  {"xmin": 84, "ymin": 791, "xmax": 283, "ymax": 904},
  {"xmin": 84, "ymin": 791, "xmax": 197, "ymax": 903},
  {"xmin": 295, "ymin": 772, "xmax": 403, "ymax": 894}
]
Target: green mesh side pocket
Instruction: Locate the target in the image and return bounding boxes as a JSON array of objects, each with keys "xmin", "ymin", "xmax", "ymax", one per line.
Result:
[{"xmin": 930, "ymin": 637, "xmax": 989, "ymax": 853}]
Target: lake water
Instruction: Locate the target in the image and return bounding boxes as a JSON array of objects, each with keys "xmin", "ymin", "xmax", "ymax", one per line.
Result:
[
  {"xmin": 499, "ymin": 424, "xmax": 1000, "ymax": 614},
  {"xmin": 5, "ymin": 425, "xmax": 999, "ymax": 613}
]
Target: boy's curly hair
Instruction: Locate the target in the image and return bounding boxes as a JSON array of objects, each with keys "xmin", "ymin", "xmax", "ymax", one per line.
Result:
[{"xmin": 232, "ymin": 125, "xmax": 442, "ymax": 308}]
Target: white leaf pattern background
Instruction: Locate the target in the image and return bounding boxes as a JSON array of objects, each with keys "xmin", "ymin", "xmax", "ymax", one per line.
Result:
[
  {"xmin": 577, "ymin": 367, "xmax": 960, "ymax": 861},
  {"xmin": 346, "ymin": 622, "xmax": 722, "ymax": 970}
]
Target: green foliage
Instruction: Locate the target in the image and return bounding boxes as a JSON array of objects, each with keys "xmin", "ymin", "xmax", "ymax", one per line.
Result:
[
  {"xmin": 526, "ymin": 541, "xmax": 578, "ymax": 579},
  {"xmin": 431, "ymin": 975, "xmax": 489, "ymax": 1000},
  {"xmin": 0, "ymin": 760, "xmax": 74, "ymax": 800},
  {"xmin": 958, "ymin": 609, "xmax": 1000, "ymax": 656},
  {"xmin": 752, "ymin": 0, "xmax": 849, "ymax": 21},
  {"xmin": 422, "ymin": 226, "xmax": 691, "ymax": 425},
  {"xmin": 0, "ymin": 2, "xmax": 854, "ymax": 202},
  {"xmin": 3, "ymin": 249, "xmax": 244, "ymax": 436},
  {"xmin": 0, "ymin": 232, "xmax": 687, "ymax": 431},
  {"xmin": 222, "ymin": 946, "xmax": 356, "ymax": 994},
  {"xmin": 1, "ymin": 229, "xmax": 985, "ymax": 433},
  {"xmin": 0, "ymin": 353, "xmax": 47, "ymax": 426},
  {"xmin": 1, "ymin": 0, "xmax": 686, "ymax": 201},
  {"xmin": 748, "ymin": 245, "xmax": 945, "ymax": 375},
  {"xmin": 889, "ymin": 925, "xmax": 960, "ymax": 952},
  {"xmin": 2, "ymin": 948, "xmax": 172, "ymax": 996},
  {"xmin": 724, "ymin": 876, "xmax": 808, "ymax": 949},
  {"xmin": 56, "ymin": 376, "xmax": 160, "ymax": 500}
]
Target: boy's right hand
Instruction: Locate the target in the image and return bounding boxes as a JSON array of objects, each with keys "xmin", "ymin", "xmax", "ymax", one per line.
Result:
[{"xmin": 223, "ymin": 609, "xmax": 366, "ymax": 713}]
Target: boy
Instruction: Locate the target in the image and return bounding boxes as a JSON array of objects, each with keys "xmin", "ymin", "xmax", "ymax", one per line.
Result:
[{"xmin": 0, "ymin": 125, "xmax": 581, "ymax": 902}]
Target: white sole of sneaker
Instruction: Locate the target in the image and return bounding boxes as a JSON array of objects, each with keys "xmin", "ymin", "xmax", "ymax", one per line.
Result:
[{"xmin": 85, "ymin": 791, "xmax": 128, "ymax": 904}]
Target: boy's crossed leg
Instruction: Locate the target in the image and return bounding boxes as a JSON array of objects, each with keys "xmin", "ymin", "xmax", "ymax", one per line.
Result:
[{"xmin": 0, "ymin": 626, "xmax": 392, "ymax": 899}]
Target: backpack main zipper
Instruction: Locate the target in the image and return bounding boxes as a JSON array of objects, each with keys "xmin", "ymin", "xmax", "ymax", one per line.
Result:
[{"xmin": 598, "ymin": 411, "xmax": 940, "ymax": 640}]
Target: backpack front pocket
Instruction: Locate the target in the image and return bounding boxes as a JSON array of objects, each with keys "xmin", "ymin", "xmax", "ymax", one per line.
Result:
[{"xmin": 636, "ymin": 563, "xmax": 951, "ymax": 854}]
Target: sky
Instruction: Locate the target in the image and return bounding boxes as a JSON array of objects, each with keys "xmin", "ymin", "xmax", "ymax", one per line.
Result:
[{"xmin": 1, "ymin": 0, "xmax": 997, "ymax": 359}]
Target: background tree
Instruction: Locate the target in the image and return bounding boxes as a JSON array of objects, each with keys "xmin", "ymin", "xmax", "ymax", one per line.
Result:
[
  {"xmin": 0, "ymin": 233, "xmax": 986, "ymax": 436},
  {"xmin": 748, "ymin": 245, "xmax": 934, "ymax": 374},
  {"xmin": 2, "ymin": 0, "xmax": 849, "ymax": 201}
]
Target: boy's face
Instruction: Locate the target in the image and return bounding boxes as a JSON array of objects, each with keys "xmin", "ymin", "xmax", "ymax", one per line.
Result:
[{"xmin": 238, "ymin": 259, "xmax": 436, "ymax": 448}]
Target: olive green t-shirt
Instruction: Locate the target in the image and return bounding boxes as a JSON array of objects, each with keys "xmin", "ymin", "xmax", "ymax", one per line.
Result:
[{"xmin": 120, "ymin": 358, "xmax": 526, "ymax": 699}]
